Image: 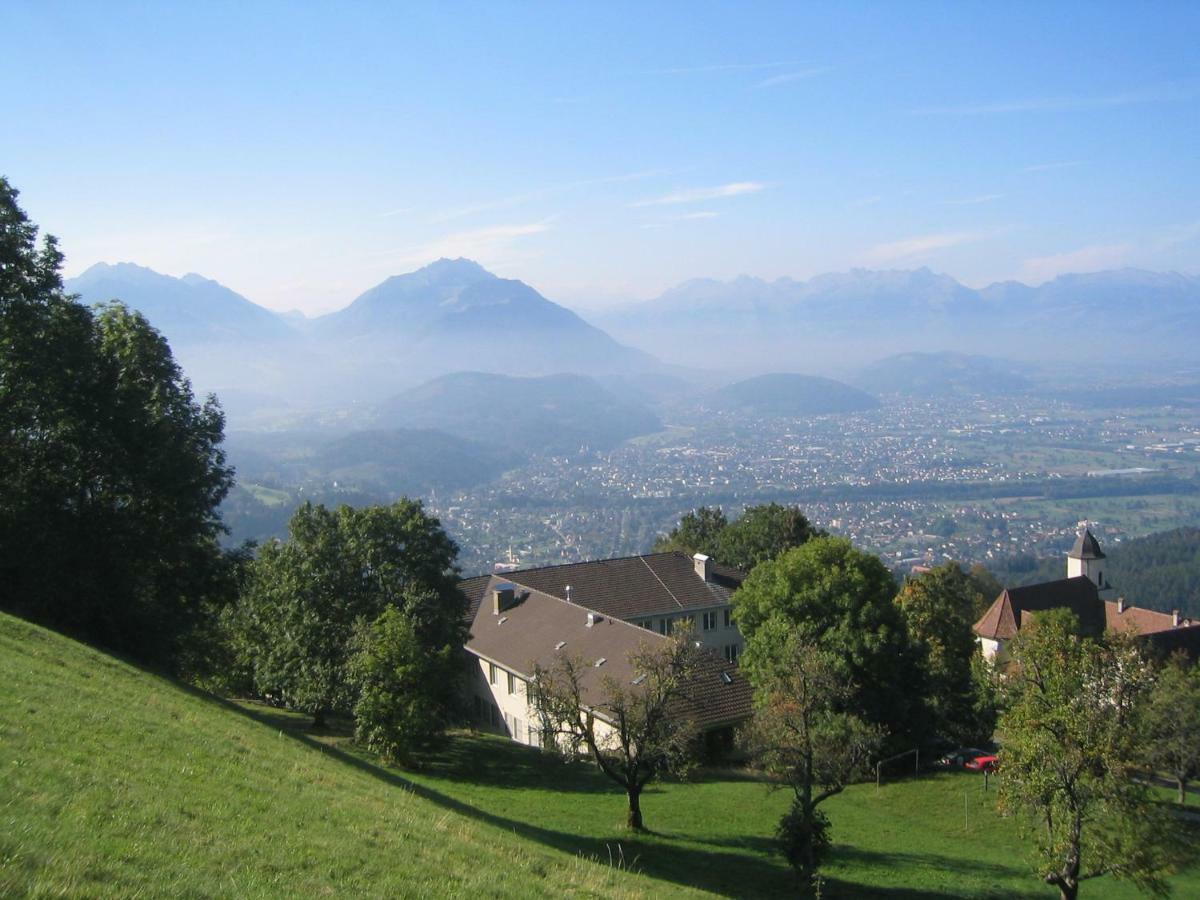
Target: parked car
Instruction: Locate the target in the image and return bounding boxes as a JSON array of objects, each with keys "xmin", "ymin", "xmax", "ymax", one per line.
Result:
[
  {"xmin": 964, "ymin": 754, "xmax": 999, "ymax": 773},
  {"xmin": 937, "ymin": 747, "xmax": 990, "ymax": 768}
]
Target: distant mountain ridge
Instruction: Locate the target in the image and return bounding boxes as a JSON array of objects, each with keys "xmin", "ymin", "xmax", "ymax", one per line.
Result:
[
  {"xmin": 855, "ymin": 352, "xmax": 1032, "ymax": 397},
  {"xmin": 598, "ymin": 267, "xmax": 1200, "ymax": 368}
]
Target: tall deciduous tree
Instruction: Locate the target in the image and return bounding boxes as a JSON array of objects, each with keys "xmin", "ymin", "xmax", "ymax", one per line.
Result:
[
  {"xmin": 652, "ymin": 506, "xmax": 727, "ymax": 558},
  {"xmin": 999, "ymin": 609, "xmax": 1180, "ymax": 900},
  {"xmin": 236, "ymin": 499, "xmax": 463, "ymax": 726},
  {"xmin": 734, "ymin": 536, "xmax": 924, "ymax": 743},
  {"xmin": 744, "ymin": 635, "xmax": 880, "ymax": 889},
  {"xmin": 528, "ymin": 627, "xmax": 705, "ymax": 831},
  {"xmin": 717, "ymin": 503, "xmax": 821, "ymax": 572},
  {"xmin": 895, "ymin": 562, "xmax": 996, "ymax": 744},
  {"xmin": 0, "ymin": 177, "xmax": 235, "ymax": 666},
  {"xmin": 349, "ymin": 598, "xmax": 459, "ymax": 764},
  {"xmin": 1143, "ymin": 651, "xmax": 1200, "ymax": 806}
]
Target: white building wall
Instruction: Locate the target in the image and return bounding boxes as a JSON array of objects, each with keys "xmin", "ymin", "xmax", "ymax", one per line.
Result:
[
  {"xmin": 465, "ymin": 652, "xmax": 620, "ymax": 751},
  {"xmin": 631, "ymin": 604, "xmax": 744, "ymax": 662}
]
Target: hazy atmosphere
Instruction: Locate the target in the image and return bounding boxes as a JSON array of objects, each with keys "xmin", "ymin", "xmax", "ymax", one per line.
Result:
[{"xmin": 5, "ymin": 5, "xmax": 1200, "ymax": 899}]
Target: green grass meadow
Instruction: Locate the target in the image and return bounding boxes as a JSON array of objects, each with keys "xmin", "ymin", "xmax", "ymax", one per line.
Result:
[{"xmin": 2, "ymin": 611, "xmax": 1196, "ymax": 898}]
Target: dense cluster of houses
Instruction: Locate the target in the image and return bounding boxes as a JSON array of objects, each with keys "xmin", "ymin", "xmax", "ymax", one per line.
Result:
[{"xmin": 458, "ymin": 531, "xmax": 1200, "ymax": 752}]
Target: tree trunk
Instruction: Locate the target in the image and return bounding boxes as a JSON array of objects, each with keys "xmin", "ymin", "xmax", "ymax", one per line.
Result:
[
  {"xmin": 626, "ymin": 785, "xmax": 644, "ymax": 831},
  {"xmin": 312, "ymin": 708, "xmax": 326, "ymax": 729},
  {"xmin": 1179, "ymin": 777, "xmax": 1188, "ymax": 807}
]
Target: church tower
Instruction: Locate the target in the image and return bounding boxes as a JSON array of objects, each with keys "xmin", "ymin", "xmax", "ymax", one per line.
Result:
[{"xmin": 1067, "ymin": 527, "xmax": 1115, "ymax": 599}]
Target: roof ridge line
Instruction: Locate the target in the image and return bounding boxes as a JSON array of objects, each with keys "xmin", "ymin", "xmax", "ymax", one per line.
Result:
[
  {"xmin": 461, "ymin": 551, "xmax": 687, "ymax": 581},
  {"xmin": 640, "ymin": 556, "xmax": 685, "ymax": 609}
]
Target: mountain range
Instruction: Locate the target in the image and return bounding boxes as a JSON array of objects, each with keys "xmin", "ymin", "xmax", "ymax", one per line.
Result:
[
  {"xmin": 596, "ymin": 267, "xmax": 1200, "ymax": 370},
  {"xmin": 64, "ymin": 259, "xmax": 1200, "ymax": 425}
]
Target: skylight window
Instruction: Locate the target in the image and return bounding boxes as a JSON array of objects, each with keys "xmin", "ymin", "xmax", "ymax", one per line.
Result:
[
  {"xmin": 632, "ymin": 674, "xmax": 647, "ymax": 685},
  {"xmin": 554, "ymin": 641, "xmax": 566, "ymax": 650},
  {"xmin": 720, "ymin": 672, "xmax": 734, "ymax": 685},
  {"xmin": 594, "ymin": 657, "xmax": 607, "ymax": 667}
]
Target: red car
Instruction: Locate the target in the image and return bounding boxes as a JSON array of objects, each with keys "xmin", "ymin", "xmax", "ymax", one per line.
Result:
[{"xmin": 964, "ymin": 754, "xmax": 999, "ymax": 773}]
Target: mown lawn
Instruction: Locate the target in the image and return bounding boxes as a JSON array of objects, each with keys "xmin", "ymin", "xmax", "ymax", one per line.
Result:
[{"xmin": 2, "ymin": 609, "xmax": 1196, "ymax": 898}]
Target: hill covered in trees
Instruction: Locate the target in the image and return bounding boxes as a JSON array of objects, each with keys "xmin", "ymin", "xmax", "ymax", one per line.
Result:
[{"xmin": 710, "ymin": 373, "xmax": 879, "ymax": 416}]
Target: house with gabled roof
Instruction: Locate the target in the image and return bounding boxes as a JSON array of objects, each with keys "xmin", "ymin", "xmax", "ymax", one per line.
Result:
[
  {"xmin": 974, "ymin": 528, "xmax": 1200, "ymax": 663},
  {"xmin": 458, "ymin": 552, "xmax": 752, "ymax": 753}
]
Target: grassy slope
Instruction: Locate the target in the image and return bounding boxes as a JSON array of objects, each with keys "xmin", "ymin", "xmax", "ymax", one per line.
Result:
[
  {"xmin": 3, "ymin": 611, "xmax": 1196, "ymax": 898},
  {"xmin": 0, "ymin": 613, "xmax": 655, "ymax": 899}
]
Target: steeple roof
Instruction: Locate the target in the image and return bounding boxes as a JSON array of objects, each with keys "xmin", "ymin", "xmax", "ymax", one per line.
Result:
[{"xmin": 1068, "ymin": 528, "xmax": 1106, "ymax": 560}]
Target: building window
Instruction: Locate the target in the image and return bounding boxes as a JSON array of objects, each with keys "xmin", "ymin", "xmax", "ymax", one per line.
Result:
[
  {"xmin": 724, "ymin": 644, "xmax": 739, "ymax": 663},
  {"xmin": 724, "ymin": 608, "xmax": 732, "ymax": 628},
  {"xmin": 507, "ymin": 672, "xmax": 517, "ymax": 695},
  {"xmin": 658, "ymin": 618, "xmax": 669, "ymax": 635},
  {"xmin": 702, "ymin": 611, "xmax": 717, "ymax": 631},
  {"xmin": 489, "ymin": 662, "xmax": 498, "ymax": 685}
]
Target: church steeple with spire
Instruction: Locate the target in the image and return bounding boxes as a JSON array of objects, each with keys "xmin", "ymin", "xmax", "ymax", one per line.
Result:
[{"xmin": 1067, "ymin": 527, "xmax": 1115, "ymax": 599}]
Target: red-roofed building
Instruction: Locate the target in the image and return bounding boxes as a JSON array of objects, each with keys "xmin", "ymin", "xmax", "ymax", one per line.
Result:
[{"xmin": 974, "ymin": 528, "xmax": 1199, "ymax": 663}]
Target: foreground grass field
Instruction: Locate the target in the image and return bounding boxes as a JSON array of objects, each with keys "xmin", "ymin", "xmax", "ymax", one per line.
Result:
[{"xmin": 2, "ymin": 611, "xmax": 1196, "ymax": 898}]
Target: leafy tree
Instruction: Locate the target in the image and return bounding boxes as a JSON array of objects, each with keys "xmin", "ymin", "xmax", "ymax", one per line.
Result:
[
  {"xmin": 734, "ymin": 536, "xmax": 924, "ymax": 743},
  {"xmin": 717, "ymin": 503, "xmax": 821, "ymax": 571},
  {"xmin": 235, "ymin": 499, "xmax": 463, "ymax": 726},
  {"xmin": 0, "ymin": 177, "xmax": 235, "ymax": 667},
  {"xmin": 999, "ymin": 609, "xmax": 1181, "ymax": 900},
  {"xmin": 895, "ymin": 562, "xmax": 996, "ymax": 744},
  {"xmin": 743, "ymin": 635, "xmax": 880, "ymax": 889},
  {"xmin": 653, "ymin": 502, "xmax": 820, "ymax": 572},
  {"xmin": 1143, "ymin": 651, "xmax": 1200, "ymax": 806},
  {"xmin": 349, "ymin": 599, "xmax": 459, "ymax": 764},
  {"xmin": 652, "ymin": 505, "xmax": 727, "ymax": 557},
  {"xmin": 528, "ymin": 626, "xmax": 705, "ymax": 831}
]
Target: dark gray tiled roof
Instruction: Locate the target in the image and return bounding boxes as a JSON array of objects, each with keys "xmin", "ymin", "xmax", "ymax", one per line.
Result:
[
  {"xmin": 465, "ymin": 574, "xmax": 750, "ymax": 730},
  {"xmin": 1068, "ymin": 528, "xmax": 1106, "ymax": 560},
  {"xmin": 461, "ymin": 551, "xmax": 744, "ymax": 624}
]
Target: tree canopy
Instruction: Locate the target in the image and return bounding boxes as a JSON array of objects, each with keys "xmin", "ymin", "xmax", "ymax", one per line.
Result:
[
  {"xmin": 233, "ymin": 499, "xmax": 464, "ymax": 726},
  {"xmin": 999, "ymin": 609, "xmax": 1181, "ymax": 900},
  {"xmin": 1143, "ymin": 651, "xmax": 1200, "ymax": 806},
  {"xmin": 654, "ymin": 503, "xmax": 820, "ymax": 572},
  {"xmin": 0, "ymin": 177, "xmax": 235, "ymax": 668},
  {"xmin": 895, "ymin": 562, "xmax": 996, "ymax": 745},
  {"xmin": 734, "ymin": 536, "xmax": 924, "ymax": 743}
]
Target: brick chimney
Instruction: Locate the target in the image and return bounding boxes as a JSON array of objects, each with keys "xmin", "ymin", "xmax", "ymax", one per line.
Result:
[{"xmin": 693, "ymin": 553, "xmax": 712, "ymax": 582}]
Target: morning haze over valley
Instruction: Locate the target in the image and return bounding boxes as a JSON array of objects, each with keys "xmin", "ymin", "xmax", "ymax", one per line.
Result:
[{"xmin": 4, "ymin": 3, "xmax": 1200, "ymax": 899}]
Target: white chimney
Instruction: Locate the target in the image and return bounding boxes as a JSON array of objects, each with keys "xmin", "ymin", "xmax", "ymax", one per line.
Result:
[
  {"xmin": 565, "ymin": 585, "xmax": 572, "ymax": 604},
  {"xmin": 492, "ymin": 584, "xmax": 515, "ymax": 615},
  {"xmin": 1117, "ymin": 597, "xmax": 1125, "ymax": 614},
  {"xmin": 1174, "ymin": 609, "xmax": 1181, "ymax": 627},
  {"xmin": 586, "ymin": 612, "xmax": 602, "ymax": 627},
  {"xmin": 693, "ymin": 553, "xmax": 712, "ymax": 582}
]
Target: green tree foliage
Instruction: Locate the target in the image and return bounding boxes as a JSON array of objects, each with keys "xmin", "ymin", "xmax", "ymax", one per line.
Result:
[
  {"xmin": 348, "ymin": 601, "xmax": 459, "ymax": 764},
  {"xmin": 734, "ymin": 536, "xmax": 924, "ymax": 743},
  {"xmin": 652, "ymin": 505, "xmax": 727, "ymax": 557},
  {"xmin": 653, "ymin": 503, "xmax": 820, "ymax": 572},
  {"xmin": 717, "ymin": 503, "xmax": 821, "ymax": 572},
  {"xmin": 528, "ymin": 626, "xmax": 705, "ymax": 831},
  {"xmin": 743, "ymin": 636, "xmax": 880, "ymax": 889},
  {"xmin": 0, "ymin": 177, "xmax": 235, "ymax": 667},
  {"xmin": 1143, "ymin": 652, "xmax": 1200, "ymax": 806},
  {"xmin": 999, "ymin": 609, "xmax": 1181, "ymax": 900},
  {"xmin": 895, "ymin": 562, "xmax": 997, "ymax": 744},
  {"xmin": 234, "ymin": 499, "xmax": 463, "ymax": 726}
]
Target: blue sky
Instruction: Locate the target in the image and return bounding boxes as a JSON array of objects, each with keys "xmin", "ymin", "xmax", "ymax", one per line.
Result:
[{"xmin": 5, "ymin": 1, "xmax": 1199, "ymax": 314}]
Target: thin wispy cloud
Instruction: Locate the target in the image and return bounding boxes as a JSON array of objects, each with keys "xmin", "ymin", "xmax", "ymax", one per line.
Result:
[
  {"xmin": 378, "ymin": 207, "xmax": 413, "ymax": 218},
  {"xmin": 432, "ymin": 169, "xmax": 670, "ymax": 222},
  {"xmin": 632, "ymin": 181, "xmax": 766, "ymax": 207},
  {"xmin": 650, "ymin": 61, "xmax": 802, "ymax": 75},
  {"xmin": 864, "ymin": 231, "xmax": 987, "ymax": 264},
  {"xmin": 757, "ymin": 67, "xmax": 830, "ymax": 89},
  {"xmin": 1021, "ymin": 160, "xmax": 1087, "ymax": 173},
  {"xmin": 911, "ymin": 78, "xmax": 1200, "ymax": 115},
  {"xmin": 640, "ymin": 210, "xmax": 720, "ymax": 229},
  {"xmin": 943, "ymin": 194, "xmax": 1003, "ymax": 206}
]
